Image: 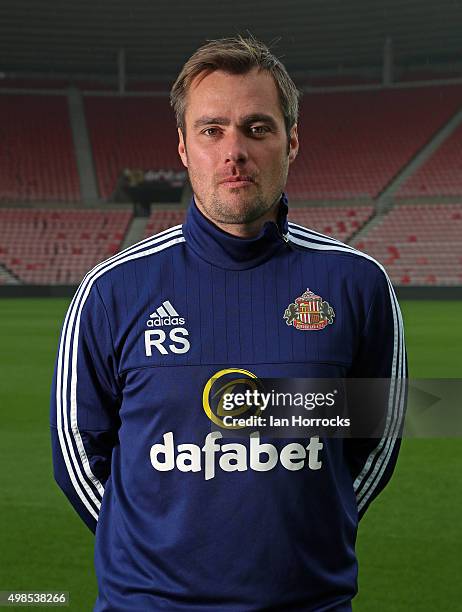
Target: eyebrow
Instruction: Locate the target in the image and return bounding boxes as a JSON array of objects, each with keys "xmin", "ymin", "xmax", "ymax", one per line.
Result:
[{"xmin": 193, "ymin": 113, "xmax": 278, "ymax": 130}]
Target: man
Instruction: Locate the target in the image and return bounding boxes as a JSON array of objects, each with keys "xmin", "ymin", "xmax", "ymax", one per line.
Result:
[{"xmin": 51, "ymin": 36, "xmax": 406, "ymax": 611}]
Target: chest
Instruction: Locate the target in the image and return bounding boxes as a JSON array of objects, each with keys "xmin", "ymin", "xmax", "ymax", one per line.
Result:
[{"xmin": 112, "ymin": 253, "xmax": 363, "ymax": 376}]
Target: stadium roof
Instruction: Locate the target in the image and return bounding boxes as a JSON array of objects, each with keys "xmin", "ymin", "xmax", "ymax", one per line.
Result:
[{"xmin": 1, "ymin": 0, "xmax": 462, "ymax": 79}]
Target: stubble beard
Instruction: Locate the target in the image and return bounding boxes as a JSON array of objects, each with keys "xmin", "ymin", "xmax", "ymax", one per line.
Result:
[
  {"xmin": 205, "ymin": 186, "xmax": 278, "ymax": 225},
  {"xmin": 189, "ymin": 160, "xmax": 289, "ymax": 227}
]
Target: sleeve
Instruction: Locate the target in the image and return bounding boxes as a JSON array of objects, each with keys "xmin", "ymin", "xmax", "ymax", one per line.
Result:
[
  {"xmin": 344, "ymin": 268, "xmax": 408, "ymax": 519},
  {"xmin": 50, "ymin": 281, "xmax": 121, "ymax": 533}
]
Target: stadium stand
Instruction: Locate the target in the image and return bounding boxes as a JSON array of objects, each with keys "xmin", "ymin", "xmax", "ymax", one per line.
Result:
[
  {"xmin": 0, "ymin": 79, "xmax": 70, "ymax": 89},
  {"xmin": 397, "ymin": 70, "xmax": 461, "ymax": 82},
  {"xmin": 4, "ymin": 85, "xmax": 461, "ymax": 206},
  {"xmin": 2, "ymin": 202, "xmax": 454, "ymax": 287},
  {"xmin": 0, "ymin": 264, "xmax": 19, "ymax": 285},
  {"xmin": 144, "ymin": 209, "xmax": 186, "ymax": 237},
  {"xmin": 0, "ymin": 78, "xmax": 115, "ymax": 91},
  {"xmin": 126, "ymin": 82, "xmax": 171, "ymax": 92},
  {"xmin": 0, "ymin": 208, "xmax": 131, "ymax": 284},
  {"xmin": 288, "ymin": 205, "xmax": 372, "ymax": 242},
  {"xmin": 398, "ymin": 121, "xmax": 462, "ymax": 197},
  {"xmin": 1, "ymin": 85, "xmax": 461, "ymax": 288},
  {"xmin": 84, "ymin": 97, "xmax": 183, "ymax": 200},
  {"xmin": 0, "ymin": 95, "xmax": 80, "ymax": 202},
  {"xmin": 287, "ymin": 85, "xmax": 462, "ymax": 200},
  {"xmin": 301, "ymin": 76, "xmax": 380, "ymax": 86},
  {"xmin": 353, "ymin": 203, "xmax": 462, "ymax": 285},
  {"xmin": 143, "ymin": 205, "xmax": 372, "ymax": 243}
]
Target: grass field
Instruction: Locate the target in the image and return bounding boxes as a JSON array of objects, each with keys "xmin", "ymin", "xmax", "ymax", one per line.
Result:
[{"xmin": 0, "ymin": 298, "xmax": 461, "ymax": 611}]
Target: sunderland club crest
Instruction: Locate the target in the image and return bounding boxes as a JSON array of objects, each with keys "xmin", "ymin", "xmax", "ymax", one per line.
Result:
[{"xmin": 284, "ymin": 288, "xmax": 335, "ymax": 331}]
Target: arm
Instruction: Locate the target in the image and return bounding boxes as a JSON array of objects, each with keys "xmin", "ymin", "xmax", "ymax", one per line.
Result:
[
  {"xmin": 50, "ymin": 282, "xmax": 121, "ymax": 533},
  {"xmin": 344, "ymin": 268, "xmax": 407, "ymax": 519}
]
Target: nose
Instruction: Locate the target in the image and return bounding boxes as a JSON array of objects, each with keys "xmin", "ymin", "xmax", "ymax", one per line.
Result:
[{"xmin": 223, "ymin": 129, "xmax": 248, "ymax": 164}]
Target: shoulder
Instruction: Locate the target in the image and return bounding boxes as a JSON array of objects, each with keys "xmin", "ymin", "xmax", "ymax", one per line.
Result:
[
  {"xmin": 287, "ymin": 220, "xmax": 388, "ymax": 284},
  {"xmin": 65, "ymin": 224, "xmax": 185, "ymax": 313},
  {"xmin": 86, "ymin": 223, "xmax": 185, "ymax": 289}
]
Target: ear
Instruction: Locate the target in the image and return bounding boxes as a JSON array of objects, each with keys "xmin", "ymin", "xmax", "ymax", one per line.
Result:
[
  {"xmin": 178, "ymin": 128, "xmax": 188, "ymax": 168},
  {"xmin": 288, "ymin": 124, "xmax": 299, "ymax": 164}
]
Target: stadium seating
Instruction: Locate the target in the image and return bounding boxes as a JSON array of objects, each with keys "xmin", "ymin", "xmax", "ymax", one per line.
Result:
[
  {"xmin": 300, "ymin": 75, "xmax": 380, "ymax": 87},
  {"xmin": 397, "ymin": 70, "xmax": 459, "ymax": 82},
  {"xmin": 144, "ymin": 205, "xmax": 372, "ymax": 243},
  {"xmin": 398, "ymin": 121, "xmax": 462, "ymax": 197},
  {"xmin": 1, "ymin": 203, "xmax": 459, "ymax": 286},
  {"xmin": 288, "ymin": 205, "xmax": 372, "ymax": 242},
  {"xmin": 0, "ymin": 208, "xmax": 131, "ymax": 284},
  {"xmin": 144, "ymin": 209, "xmax": 186, "ymax": 237},
  {"xmin": 0, "ymin": 264, "xmax": 19, "ymax": 285},
  {"xmin": 0, "ymin": 79, "xmax": 70, "ymax": 89},
  {"xmin": 353, "ymin": 204, "xmax": 462, "ymax": 285},
  {"xmin": 85, "ymin": 97, "xmax": 183, "ymax": 200},
  {"xmin": 0, "ymin": 95, "xmax": 80, "ymax": 202},
  {"xmin": 1, "ymin": 84, "xmax": 462, "ymax": 288},
  {"xmin": 287, "ymin": 85, "xmax": 462, "ymax": 200}
]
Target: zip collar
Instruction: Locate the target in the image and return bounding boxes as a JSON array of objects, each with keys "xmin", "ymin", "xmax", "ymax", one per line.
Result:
[{"xmin": 183, "ymin": 193, "xmax": 290, "ymax": 270}]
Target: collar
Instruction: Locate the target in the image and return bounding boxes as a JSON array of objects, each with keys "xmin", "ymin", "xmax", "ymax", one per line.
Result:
[{"xmin": 182, "ymin": 193, "xmax": 290, "ymax": 270}]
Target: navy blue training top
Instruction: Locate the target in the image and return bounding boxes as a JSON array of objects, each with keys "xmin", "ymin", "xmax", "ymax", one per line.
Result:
[{"xmin": 50, "ymin": 195, "xmax": 406, "ymax": 611}]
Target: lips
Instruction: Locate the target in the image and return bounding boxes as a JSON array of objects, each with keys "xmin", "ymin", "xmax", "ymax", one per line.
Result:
[{"xmin": 219, "ymin": 176, "xmax": 255, "ymax": 186}]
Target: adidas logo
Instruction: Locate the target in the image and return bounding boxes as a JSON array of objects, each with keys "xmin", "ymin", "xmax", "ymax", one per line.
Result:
[{"xmin": 147, "ymin": 300, "xmax": 185, "ymax": 327}]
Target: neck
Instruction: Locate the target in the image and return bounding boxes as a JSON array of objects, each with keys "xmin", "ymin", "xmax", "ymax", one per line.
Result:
[
  {"xmin": 181, "ymin": 194, "xmax": 290, "ymax": 271},
  {"xmin": 194, "ymin": 197, "xmax": 280, "ymax": 238}
]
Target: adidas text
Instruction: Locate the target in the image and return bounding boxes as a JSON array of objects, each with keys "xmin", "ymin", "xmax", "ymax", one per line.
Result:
[{"xmin": 147, "ymin": 316, "xmax": 185, "ymax": 327}]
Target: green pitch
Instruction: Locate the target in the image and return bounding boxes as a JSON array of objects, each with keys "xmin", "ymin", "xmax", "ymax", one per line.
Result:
[{"xmin": 0, "ymin": 299, "xmax": 460, "ymax": 611}]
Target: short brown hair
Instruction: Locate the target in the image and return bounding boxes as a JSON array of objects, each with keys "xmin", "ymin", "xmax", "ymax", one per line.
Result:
[{"xmin": 170, "ymin": 35, "xmax": 299, "ymax": 136}]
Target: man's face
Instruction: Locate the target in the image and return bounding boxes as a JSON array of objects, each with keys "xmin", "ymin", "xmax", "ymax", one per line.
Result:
[{"xmin": 177, "ymin": 67, "xmax": 298, "ymax": 230}]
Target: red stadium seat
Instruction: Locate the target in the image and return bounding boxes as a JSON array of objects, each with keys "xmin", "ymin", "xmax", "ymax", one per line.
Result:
[
  {"xmin": 352, "ymin": 203, "xmax": 462, "ymax": 285},
  {"xmin": 0, "ymin": 208, "xmax": 132, "ymax": 285},
  {"xmin": 286, "ymin": 85, "xmax": 462, "ymax": 200},
  {"xmin": 85, "ymin": 97, "xmax": 183, "ymax": 199},
  {"xmin": 0, "ymin": 95, "xmax": 80, "ymax": 202}
]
